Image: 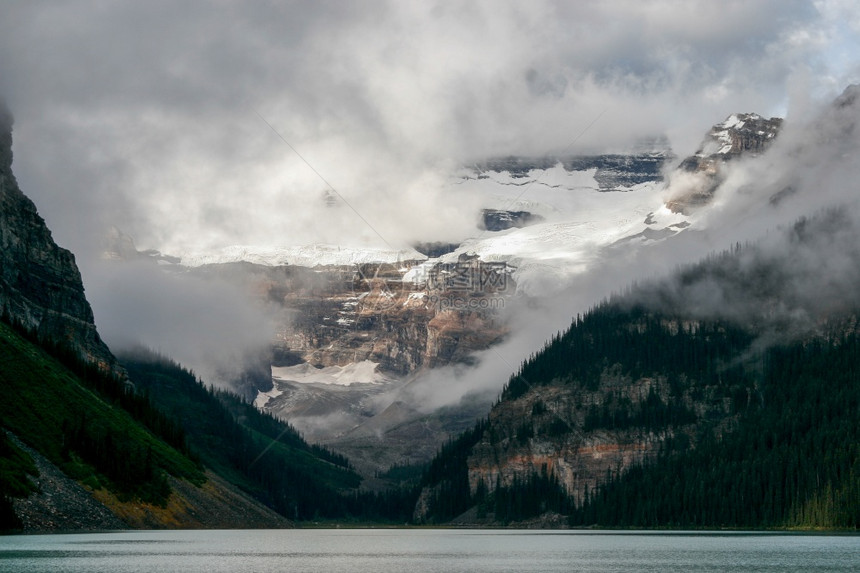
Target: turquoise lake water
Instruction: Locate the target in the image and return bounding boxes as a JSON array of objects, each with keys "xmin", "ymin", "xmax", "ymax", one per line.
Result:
[{"xmin": 0, "ymin": 529, "xmax": 858, "ymax": 572}]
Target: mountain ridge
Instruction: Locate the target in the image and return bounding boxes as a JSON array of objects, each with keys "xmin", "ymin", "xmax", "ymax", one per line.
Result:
[
  {"xmin": 0, "ymin": 102, "xmax": 399, "ymax": 531},
  {"xmin": 0, "ymin": 107, "xmax": 117, "ymax": 372},
  {"xmin": 413, "ymin": 209, "xmax": 860, "ymax": 527}
]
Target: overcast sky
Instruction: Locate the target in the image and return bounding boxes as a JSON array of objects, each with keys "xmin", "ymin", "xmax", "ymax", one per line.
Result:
[
  {"xmin": 1, "ymin": 1, "xmax": 859, "ymax": 389},
  {"xmin": 1, "ymin": 0, "xmax": 858, "ymax": 259}
]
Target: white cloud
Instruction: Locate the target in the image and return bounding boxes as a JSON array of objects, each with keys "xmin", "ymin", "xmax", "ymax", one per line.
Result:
[
  {"xmin": 0, "ymin": 0, "xmax": 850, "ymax": 257},
  {"xmin": 1, "ymin": 0, "xmax": 857, "ymax": 393}
]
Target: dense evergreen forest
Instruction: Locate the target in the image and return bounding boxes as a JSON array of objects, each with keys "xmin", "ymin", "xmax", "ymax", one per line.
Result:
[
  {"xmin": 0, "ymin": 317, "xmax": 204, "ymax": 520},
  {"xmin": 0, "ymin": 423, "xmax": 35, "ymax": 530},
  {"xmin": 570, "ymin": 334, "xmax": 860, "ymax": 528},
  {"xmin": 0, "ymin": 313, "xmax": 415, "ymax": 528},
  {"xmin": 418, "ymin": 298, "xmax": 860, "ymax": 528},
  {"xmin": 119, "ymin": 350, "xmax": 417, "ymax": 522}
]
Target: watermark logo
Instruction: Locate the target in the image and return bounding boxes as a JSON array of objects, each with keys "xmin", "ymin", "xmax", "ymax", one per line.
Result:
[
  {"xmin": 350, "ymin": 257, "xmax": 513, "ymax": 313},
  {"xmin": 351, "ymin": 262, "xmax": 406, "ymax": 312},
  {"xmin": 427, "ymin": 260, "xmax": 510, "ymax": 293},
  {"xmin": 424, "ymin": 257, "xmax": 512, "ymax": 311},
  {"xmin": 428, "ymin": 294, "xmax": 507, "ymax": 311}
]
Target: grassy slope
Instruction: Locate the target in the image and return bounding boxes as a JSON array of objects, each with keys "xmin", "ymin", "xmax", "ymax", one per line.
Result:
[
  {"xmin": 120, "ymin": 352, "xmax": 363, "ymax": 519},
  {"xmin": 0, "ymin": 322, "xmax": 203, "ymax": 502}
]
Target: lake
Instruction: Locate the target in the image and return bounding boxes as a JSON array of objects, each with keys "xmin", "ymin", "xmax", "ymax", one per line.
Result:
[{"xmin": 0, "ymin": 529, "xmax": 857, "ymax": 572}]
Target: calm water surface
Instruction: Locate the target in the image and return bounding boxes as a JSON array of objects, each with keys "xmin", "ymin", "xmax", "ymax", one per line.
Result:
[{"xmin": 0, "ymin": 529, "xmax": 857, "ymax": 573}]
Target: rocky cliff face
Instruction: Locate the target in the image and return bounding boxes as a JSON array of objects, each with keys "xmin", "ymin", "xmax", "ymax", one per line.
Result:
[
  {"xmin": 190, "ymin": 256, "xmax": 512, "ymax": 379},
  {"xmin": 179, "ymin": 255, "xmax": 513, "ymax": 474},
  {"xmin": 458, "ymin": 365, "xmax": 735, "ymax": 509},
  {"xmin": 411, "ymin": 308, "xmax": 757, "ymax": 524},
  {"xmin": 666, "ymin": 113, "xmax": 782, "ymax": 213},
  {"xmin": 0, "ymin": 107, "xmax": 115, "ymax": 370},
  {"xmin": 475, "ymin": 149, "xmax": 671, "ymax": 192},
  {"xmin": 480, "ymin": 209, "xmax": 544, "ymax": 231}
]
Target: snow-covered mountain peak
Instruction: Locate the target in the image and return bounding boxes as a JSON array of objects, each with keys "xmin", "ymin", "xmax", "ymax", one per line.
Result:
[
  {"xmin": 666, "ymin": 111, "xmax": 783, "ymax": 214},
  {"xmin": 699, "ymin": 112, "xmax": 781, "ymax": 158},
  {"xmin": 154, "ymin": 153, "xmax": 685, "ymax": 297},
  {"xmin": 177, "ymin": 244, "xmax": 427, "ymax": 268}
]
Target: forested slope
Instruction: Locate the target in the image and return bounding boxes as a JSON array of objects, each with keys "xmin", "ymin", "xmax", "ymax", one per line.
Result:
[{"xmin": 416, "ymin": 226, "xmax": 860, "ymax": 528}]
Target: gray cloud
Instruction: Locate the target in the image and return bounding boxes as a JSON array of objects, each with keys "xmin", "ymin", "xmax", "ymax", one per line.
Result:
[
  {"xmin": 83, "ymin": 257, "xmax": 275, "ymax": 391},
  {"xmin": 1, "ymin": 1, "xmax": 858, "ymax": 398},
  {"xmin": 0, "ymin": 0, "xmax": 851, "ymax": 257},
  {"xmin": 399, "ymin": 83, "xmax": 860, "ymax": 411}
]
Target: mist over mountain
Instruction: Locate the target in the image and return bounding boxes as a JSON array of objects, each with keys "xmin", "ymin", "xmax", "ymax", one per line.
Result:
[
  {"xmin": 1, "ymin": 2, "xmax": 856, "ymax": 414},
  {"xmin": 0, "ymin": 105, "xmax": 116, "ymax": 371},
  {"xmin": 406, "ymin": 83, "xmax": 860, "ymax": 527},
  {"xmin": 2, "ymin": 1, "xmax": 859, "ymax": 533},
  {"xmin": 2, "ymin": 1, "xmax": 856, "ymax": 257},
  {"xmin": 69, "ymin": 83, "xmax": 859, "ymax": 479},
  {"xmin": 0, "ymin": 100, "xmax": 389, "ymax": 532}
]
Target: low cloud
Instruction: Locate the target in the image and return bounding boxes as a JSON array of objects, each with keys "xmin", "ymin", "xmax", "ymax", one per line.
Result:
[
  {"xmin": 1, "ymin": 2, "xmax": 858, "ymax": 411},
  {"xmin": 395, "ymin": 83, "xmax": 860, "ymax": 411},
  {"xmin": 1, "ymin": 1, "xmax": 853, "ymax": 260},
  {"xmin": 83, "ymin": 258, "xmax": 275, "ymax": 391}
]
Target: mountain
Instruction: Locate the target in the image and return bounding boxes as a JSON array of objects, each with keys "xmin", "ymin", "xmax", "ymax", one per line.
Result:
[
  {"xmin": 0, "ymin": 107, "xmax": 393, "ymax": 531},
  {"xmin": 7, "ymin": 82, "xmax": 857, "ymax": 530},
  {"xmin": 103, "ymin": 239, "xmax": 515, "ymax": 473},
  {"xmin": 0, "ymin": 109, "xmax": 299, "ymax": 531},
  {"xmin": 414, "ymin": 225, "xmax": 860, "ymax": 527},
  {"xmin": 665, "ymin": 112, "xmax": 782, "ymax": 213},
  {"xmin": 472, "ymin": 144, "xmax": 671, "ymax": 192},
  {"xmin": 95, "ymin": 86, "xmax": 855, "ymax": 518},
  {"xmin": 95, "ymin": 143, "xmax": 703, "ymax": 477},
  {"xmin": 413, "ymin": 86, "xmax": 860, "ymax": 528},
  {"xmin": 0, "ymin": 106, "xmax": 116, "ymax": 372},
  {"xmin": 117, "ymin": 349, "xmax": 409, "ymax": 522}
]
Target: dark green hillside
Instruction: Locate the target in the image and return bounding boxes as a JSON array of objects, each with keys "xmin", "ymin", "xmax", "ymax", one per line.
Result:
[
  {"xmin": 0, "ymin": 321, "xmax": 204, "ymax": 511},
  {"xmin": 570, "ymin": 333, "xmax": 860, "ymax": 529},
  {"xmin": 0, "ymin": 316, "xmax": 411, "ymax": 527},
  {"xmin": 0, "ymin": 426, "xmax": 36, "ymax": 529},
  {"xmin": 420, "ymin": 419, "xmax": 488, "ymax": 523},
  {"xmin": 504, "ymin": 303, "xmax": 756, "ymax": 401},
  {"xmin": 418, "ymin": 301, "xmax": 860, "ymax": 528},
  {"xmin": 420, "ymin": 300, "xmax": 760, "ymax": 524},
  {"xmin": 120, "ymin": 350, "xmax": 365, "ymax": 520}
]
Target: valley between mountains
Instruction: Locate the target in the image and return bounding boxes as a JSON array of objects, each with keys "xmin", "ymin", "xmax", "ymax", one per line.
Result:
[{"xmin": 2, "ymin": 86, "xmax": 859, "ymax": 530}]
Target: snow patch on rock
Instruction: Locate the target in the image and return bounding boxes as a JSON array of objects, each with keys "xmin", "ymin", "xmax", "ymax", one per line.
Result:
[
  {"xmin": 271, "ymin": 360, "xmax": 388, "ymax": 386},
  {"xmin": 254, "ymin": 386, "xmax": 283, "ymax": 409},
  {"xmin": 179, "ymin": 244, "xmax": 426, "ymax": 268}
]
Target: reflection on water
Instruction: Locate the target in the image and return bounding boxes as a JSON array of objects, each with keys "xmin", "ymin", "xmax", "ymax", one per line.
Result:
[{"xmin": 0, "ymin": 529, "xmax": 858, "ymax": 573}]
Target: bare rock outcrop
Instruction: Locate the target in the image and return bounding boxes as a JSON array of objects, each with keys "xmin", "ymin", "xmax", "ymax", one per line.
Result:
[
  {"xmin": 0, "ymin": 105, "xmax": 116, "ymax": 371},
  {"xmin": 666, "ymin": 113, "xmax": 782, "ymax": 213}
]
